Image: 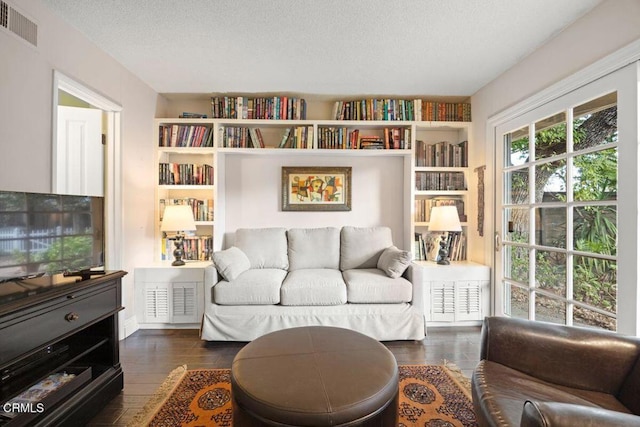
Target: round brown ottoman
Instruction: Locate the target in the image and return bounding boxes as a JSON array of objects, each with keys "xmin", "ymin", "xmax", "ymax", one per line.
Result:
[{"xmin": 231, "ymin": 326, "xmax": 399, "ymax": 427}]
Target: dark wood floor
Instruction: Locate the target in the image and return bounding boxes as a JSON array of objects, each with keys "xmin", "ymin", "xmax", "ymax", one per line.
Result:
[{"xmin": 88, "ymin": 326, "xmax": 482, "ymax": 426}]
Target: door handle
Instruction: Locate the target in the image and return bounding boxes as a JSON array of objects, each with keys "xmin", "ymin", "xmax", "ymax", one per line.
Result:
[{"xmin": 495, "ymin": 232, "xmax": 502, "ymax": 252}]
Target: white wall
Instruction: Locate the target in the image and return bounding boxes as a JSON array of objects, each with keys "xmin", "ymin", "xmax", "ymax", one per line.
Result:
[
  {"xmin": 469, "ymin": 0, "xmax": 640, "ymax": 263},
  {"xmin": 222, "ymin": 154, "xmax": 407, "ymax": 248},
  {"xmin": 0, "ymin": 0, "xmax": 159, "ymax": 335}
]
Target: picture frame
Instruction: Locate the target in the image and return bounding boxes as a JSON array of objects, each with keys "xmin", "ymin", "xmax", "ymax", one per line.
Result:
[{"xmin": 282, "ymin": 166, "xmax": 352, "ymax": 211}]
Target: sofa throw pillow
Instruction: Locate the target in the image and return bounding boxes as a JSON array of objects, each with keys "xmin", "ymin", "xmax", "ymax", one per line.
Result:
[
  {"xmin": 377, "ymin": 245, "xmax": 411, "ymax": 278},
  {"xmin": 212, "ymin": 246, "xmax": 251, "ymax": 282}
]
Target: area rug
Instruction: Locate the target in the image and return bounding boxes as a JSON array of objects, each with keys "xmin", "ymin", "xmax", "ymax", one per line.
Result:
[{"xmin": 128, "ymin": 363, "xmax": 477, "ymax": 427}]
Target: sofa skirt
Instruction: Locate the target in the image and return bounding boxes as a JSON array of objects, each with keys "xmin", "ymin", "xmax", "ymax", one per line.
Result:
[{"xmin": 200, "ymin": 303, "xmax": 426, "ymax": 341}]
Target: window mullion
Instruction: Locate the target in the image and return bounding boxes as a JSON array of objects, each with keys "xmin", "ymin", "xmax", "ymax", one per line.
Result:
[
  {"xmin": 566, "ymin": 107, "xmax": 574, "ymax": 326},
  {"xmin": 528, "ymin": 124, "xmax": 536, "ymax": 320}
]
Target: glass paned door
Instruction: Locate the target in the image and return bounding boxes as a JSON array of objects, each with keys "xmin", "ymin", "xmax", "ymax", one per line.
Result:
[{"xmin": 497, "ymin": 92, "xmax": 618, "ymax": 331}]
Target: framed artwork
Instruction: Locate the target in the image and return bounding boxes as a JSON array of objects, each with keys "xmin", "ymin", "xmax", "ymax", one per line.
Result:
[{"xmin": 282, "ymin": 167, "xmax": 351, "ymax": 211}]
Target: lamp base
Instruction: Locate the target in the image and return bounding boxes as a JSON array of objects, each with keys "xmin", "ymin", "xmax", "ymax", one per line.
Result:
[
  {"xmin": 171, "ymin": 234, "xmax": 186, "ymax": 267},
  {"xmin": 436, "ymin": 233, "xmax": 450, "ymax": 265}
]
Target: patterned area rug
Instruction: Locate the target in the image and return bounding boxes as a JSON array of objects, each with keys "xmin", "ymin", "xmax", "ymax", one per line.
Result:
[{"xmin": 129, "ymin": 364, "xmax": 477, "ymax": 427}]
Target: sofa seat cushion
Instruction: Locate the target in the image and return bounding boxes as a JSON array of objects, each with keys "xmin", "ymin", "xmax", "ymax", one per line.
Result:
[
  {"xmin": 287, "ymin": 227, "xmax": 340, "ymax": 270},
  {"xmin": 343, "ymin": 268, "xmax": 412, "ymax": 304},
  {"xmin": 236, "ymin": 228, "xmax": 289, "ymax": 270},
  {"xmin": 213, "ymin": 269, "xmax": 286, "ymax": 305},
  {"xmin": 472, "ymin": 360, "xmax": 633, "ymax": 426},
  {"xmin": 340, "ymin": 226, "xmax": 393, "ymax": 271},
  {"xmin": 281, "ymin": 269, "xmax": 347, "ymax": 306}
]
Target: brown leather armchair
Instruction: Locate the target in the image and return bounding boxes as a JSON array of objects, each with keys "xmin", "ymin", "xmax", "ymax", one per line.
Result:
[{"xmin": 471, "ymin": 316, "xmax": 640, "ymax": 426}]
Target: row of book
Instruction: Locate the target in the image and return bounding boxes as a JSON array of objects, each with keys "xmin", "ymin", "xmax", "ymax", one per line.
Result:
[
  {"xmin": 221, "ymin": 127, "xmax": 262, "ymax": 148},
  {"xmin": 159, "ymin": 163, "xmax": 214, "ymax": 185},
  {"xmin": 158, "ymin": 124, "xmax": 214, "ymax": 148},
  {"xmin": 423, "ymin": 102, "xmax": 472, "ymax": 122},
  {"xmin": 219, "ymin": 126, "xmax": 315, "ymax": 149},
  {"xmin": 416, "ymin": 140, "xmax": 468, "ymax": 167},
  {"xmin": 332, "ymin": 99, "xmax": 471, "ymax": 122},
  {"xmin": 211, "ymin": 96, "xmax": 307, "ymax": 120},
  {"xmin": 159, "ymin": 198, "xmax": 214, "ymax": 222},
  {"xmin": 416, "ymin": 171, "xmax": 466, "ymax": 191},
  {"xmin": 317, "ymin": 127, "xmax": 411, "ymax": 150},
  {"xmin": 415, "ymin": 198, "xmax": 466, "ymax": 223},
  {"xmin": 162, "ymin": 235, "xmax": 213, "ymax": 261},
  {"xmin": 414, "ymin": 231, "xmax": 467, "ymax": 261},
  {"xmin": 278, "ymin": 126, "xmax": 314, "ymax": 149}
]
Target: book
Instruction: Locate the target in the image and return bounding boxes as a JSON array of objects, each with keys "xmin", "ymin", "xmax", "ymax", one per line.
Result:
[
  {"xmin": 248, "ymin": 128, "xmax": 261, "ymax": 148},
  {"xmin": 278, "ymin": 128, "xmax": 292, "ymax": 148},
  {"xmin": 179, "ymin": 112, "xmax": 207, "ymax": 118}
]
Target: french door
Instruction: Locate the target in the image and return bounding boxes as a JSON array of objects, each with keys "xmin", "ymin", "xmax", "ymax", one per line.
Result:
[{"xmin": 494, "ymin": 65, "xmax": 639, "ymax": 332}]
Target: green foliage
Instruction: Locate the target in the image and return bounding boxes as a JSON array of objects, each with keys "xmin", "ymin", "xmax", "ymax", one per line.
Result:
[{"xmin": 36, "ymin": 236, "xmax": 93, "ymax": 274}]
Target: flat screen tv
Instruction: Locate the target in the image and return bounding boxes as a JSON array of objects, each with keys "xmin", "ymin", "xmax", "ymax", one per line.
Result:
[{"xmin": 0, "ymin": 191, "xmax": 104, "ymax": 283}]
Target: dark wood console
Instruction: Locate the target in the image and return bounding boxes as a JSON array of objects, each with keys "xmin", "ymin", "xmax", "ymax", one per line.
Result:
[{"xmin": 0, "ymin": 271, "xmax": 126, "ymax": 426}]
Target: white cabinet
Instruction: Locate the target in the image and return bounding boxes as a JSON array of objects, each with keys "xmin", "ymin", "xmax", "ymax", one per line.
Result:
[
  {"xmin": 135, "ymin": 262, "xmax": 209, "ymax": 328},
  {"xmin": 414, "ymin": 260, "xmax": 490, "ymax": 325}
]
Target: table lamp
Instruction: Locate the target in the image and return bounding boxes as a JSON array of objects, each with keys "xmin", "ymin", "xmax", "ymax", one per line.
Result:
[
  {"xmin": 428, "ymin": 205, "xmax": 462, "ymax": 265},
  {"xmin": 160, "ymin": 205, "xmax": 197, "ymax": 266}
]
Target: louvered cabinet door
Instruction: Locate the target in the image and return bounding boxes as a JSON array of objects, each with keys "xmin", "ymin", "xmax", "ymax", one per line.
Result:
[
  {"xmin": 144, "ymin": 283, "xmax": 171, "ymax": 323},
  {"xmin": 171, "ymin": 282, "xmax": 198, "ymax": 323},
  {"xmin": 430, "ymin": 281, "xmax": 456, "ymax": 322},
  {"xmin": 135, "ymin": 262, "xmax": 208, "ymax": 328},
  {"xmin": 455, "ymin": 280, "xmax": 484, "ymax": 321}
]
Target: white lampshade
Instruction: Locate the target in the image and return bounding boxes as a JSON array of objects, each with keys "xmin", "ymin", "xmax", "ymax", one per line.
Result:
[
  {"xmin": 429, "ymin": 205, "xmax": 462, "ymax": 232},
  {"xmin": 161, "ymin": 205, "xmax": 196, "ymax": 232}
]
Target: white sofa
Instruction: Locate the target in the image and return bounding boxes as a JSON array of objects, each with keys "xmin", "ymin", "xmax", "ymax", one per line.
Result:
[{"xmin": 200, "ymin": 226, "xmax": 426, "ymax": 341}]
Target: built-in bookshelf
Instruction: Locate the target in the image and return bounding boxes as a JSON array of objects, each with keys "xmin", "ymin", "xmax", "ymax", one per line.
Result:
[
  {"xmin": 413, "ymin": 123, "xmax": 470, "ymax": 262},
  {"xmin": 154, "ymin": 97, "xmax": 472, "ymax": 262},
  {"xmin": 155, "ymin": 121, "xmax": 216, "ymax": 261}
]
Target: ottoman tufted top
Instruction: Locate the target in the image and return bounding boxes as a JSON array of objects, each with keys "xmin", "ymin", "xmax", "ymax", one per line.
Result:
[{"xmin": 231, "ymin": 326, "xmax": 398, "ymax": 426}]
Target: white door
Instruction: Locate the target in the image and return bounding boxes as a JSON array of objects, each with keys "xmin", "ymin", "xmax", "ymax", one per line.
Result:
[{"xmin": 54, "ymin": 106, "xmax": 104, "ymax": 196}]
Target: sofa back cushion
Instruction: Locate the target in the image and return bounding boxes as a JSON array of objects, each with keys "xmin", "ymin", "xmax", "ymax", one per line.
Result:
[
  {"xmin": 481, "ymin": 316, "xmax": 640, "ymax": 395},
  {"xmin": 235, "ymin": 228, "xmax": 288, "ymax": 269},
  {"xmin": 287, "ymin": 227, "xmax": 340, "ymax": 270},
  {"xmin": 340, "ymin": 226, "xmax": 393, "ymax": 271}
]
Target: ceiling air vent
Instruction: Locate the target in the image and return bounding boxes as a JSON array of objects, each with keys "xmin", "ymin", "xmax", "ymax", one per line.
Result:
[
  {"xmin": 0, "ymin": 1, "xmax": 37, "ymax": 48},
  {"xmin": 0, "ymin": 2, "xmax": 7, "ymax": 29}
]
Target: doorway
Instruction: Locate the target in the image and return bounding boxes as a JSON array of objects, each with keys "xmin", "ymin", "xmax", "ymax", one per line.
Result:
[
  {"xmin": 493, "ymin": 64, "xmax": 640, "ymax": 334},
  {"xmin": 52, "ymin": 71, "xmax": 123, "ymax": 272}
]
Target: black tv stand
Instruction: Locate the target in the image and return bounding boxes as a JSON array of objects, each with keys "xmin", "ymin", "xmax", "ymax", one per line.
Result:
[
  {"xmin": 0, "ymin": 271, "xmax": 126, "ymax": 426},
  {"xmin": 62, "ymin": 269, "xmax": 107, "ymax": 282}
]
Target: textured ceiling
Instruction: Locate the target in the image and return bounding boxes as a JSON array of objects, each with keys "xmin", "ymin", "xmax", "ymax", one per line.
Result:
[{"xmin": 40, "ymin": 0, "xmax": 601, "ymax": 97}]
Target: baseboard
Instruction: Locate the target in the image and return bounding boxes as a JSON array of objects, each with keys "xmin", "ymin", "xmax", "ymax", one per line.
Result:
[
  {"xmin": 137, "ymin": 323, "xmax": 201, "ymax": 330},
  {"xmin": 121, "ymin": 315, "xmax": 139, "ymax": 339}
]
